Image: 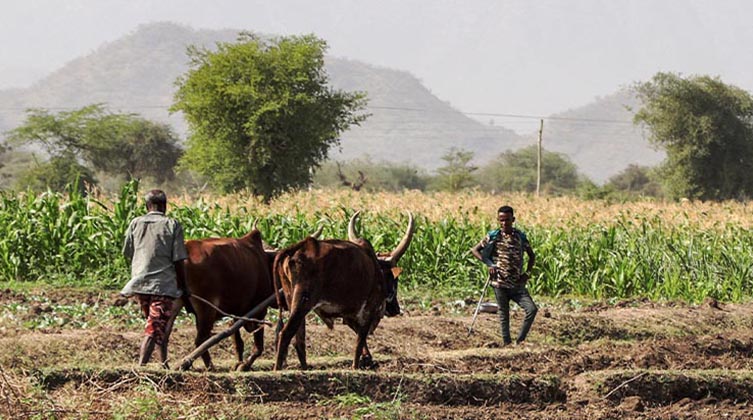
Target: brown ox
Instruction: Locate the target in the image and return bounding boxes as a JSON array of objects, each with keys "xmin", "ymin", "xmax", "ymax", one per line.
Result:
[
  {"xmin": 273, "ymin": 211, "xmax": 415, "ymax": 370},
  {"xmin": 167, "ymin": 226, "xmax": 277, "ymax": 371}
]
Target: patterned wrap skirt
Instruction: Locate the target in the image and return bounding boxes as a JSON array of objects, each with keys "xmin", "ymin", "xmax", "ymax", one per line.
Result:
[{"xmin": 137, "ymin": 294, "xmax": 174, "ymax": 345}]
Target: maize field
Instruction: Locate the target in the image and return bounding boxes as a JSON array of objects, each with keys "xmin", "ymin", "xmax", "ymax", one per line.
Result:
[{"xmin": 2, "ymin": 180, "xmax": 753, "ymax": 302}]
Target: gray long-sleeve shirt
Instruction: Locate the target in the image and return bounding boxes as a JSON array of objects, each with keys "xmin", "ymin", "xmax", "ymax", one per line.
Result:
[{"xmin": 121, "ymin": 211, "xmax": 188, "ymax": 298}]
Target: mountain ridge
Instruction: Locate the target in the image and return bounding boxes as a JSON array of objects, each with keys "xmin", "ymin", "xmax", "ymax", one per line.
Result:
[{"xmin": 0, "ymin": 22, "xmax": 660, "ymax": 182}]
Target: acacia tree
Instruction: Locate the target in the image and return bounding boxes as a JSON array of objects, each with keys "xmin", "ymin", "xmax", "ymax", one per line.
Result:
[
  {"xmin": 8, "ymin": 105, "xmax": 182, "ymax": 185},
  {"xmin": 433, "ymin": 147, "xmax": 477, "ymax": 191},
  {"xmin": 171, "ymin": 33, "xmax": 368, "ymax": 201},
  {"xmin": 634, "ymin": 73, "xmax": 753, "ymax": 200}
]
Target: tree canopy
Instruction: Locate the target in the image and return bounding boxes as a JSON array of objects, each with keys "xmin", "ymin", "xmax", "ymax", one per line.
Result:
[
  {"xmin": 432, "ymin": 147, "xmax": 477, "ymax": 192},
  {"xmin": 171, "ymin": 33, "xmax": 367, "ymax": 201},
  {"xmin": 475, "ymin": 145, "xmax": 581, "ymax": 194},
  {"xmin": 634, "ymin": 72, "xmax": 753, "ymax": 200},
  {"xmin": 14, "ymin": 152, "xmax": 97, "ymax": 193},
  {"xmin": 7, "ymin": 104, "xmax": 182, "ymax": 187},
  {"xmin": 605, "ymin": 164, "xmax": 663, "ymax": 198}
]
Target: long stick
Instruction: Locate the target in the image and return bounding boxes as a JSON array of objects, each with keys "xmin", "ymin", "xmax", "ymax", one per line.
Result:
[
  {"xmin": 536, "ymin": 118, "xmax": 544, "ymax": 197},
  {"xmin": 468, "ymin": 276, "xmax": 492, "ymax": 336},
  {"xmin": 178, "ymin": 289, "xmax": 280, "ymax": 371}
]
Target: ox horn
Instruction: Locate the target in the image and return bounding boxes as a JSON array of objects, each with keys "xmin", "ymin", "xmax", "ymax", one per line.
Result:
[
  {"xmin": 252, "ymin": 219, "xmax": 259, "ymax": 231},
  {"xmin": 348, "ymin": 211, "xmax": 362, "ymax": 242},
  {"xmin": 310, "ymin": 225, "xmax": 324, "ymax": 239},
  {"xmin": 386, "ymin": 211, "xmax": 415, "ymax": 264}
]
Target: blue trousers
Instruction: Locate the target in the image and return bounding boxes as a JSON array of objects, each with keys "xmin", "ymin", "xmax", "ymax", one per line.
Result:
[{"xmin": 493, "ymin": 286, "xmax": 538, "ymax": 344}]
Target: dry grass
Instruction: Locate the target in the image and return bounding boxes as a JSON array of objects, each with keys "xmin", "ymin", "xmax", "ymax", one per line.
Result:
[{"xmin": 164, "ymin": 189, "xmax": 753, "ymax": 229}]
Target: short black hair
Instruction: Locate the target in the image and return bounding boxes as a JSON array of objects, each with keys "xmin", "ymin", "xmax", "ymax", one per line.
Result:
[
  {"xmin": 145, "ymin": 189, "xmax": 167, "ymax": 210},
  {"xmin": 497, "ymin": 205, "xmax": 514, "ymax": 216}
]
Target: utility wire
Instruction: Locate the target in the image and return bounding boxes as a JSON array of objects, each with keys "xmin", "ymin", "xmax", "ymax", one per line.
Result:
[{"xmin": 0, "ymin": 103, "xmax": 636, "ymax": 126}]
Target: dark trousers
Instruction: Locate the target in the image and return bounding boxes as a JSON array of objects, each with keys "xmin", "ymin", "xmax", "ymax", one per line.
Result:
[{"xmin": 493, "ymin": 286, "xmax": 538, "ymax": 344}]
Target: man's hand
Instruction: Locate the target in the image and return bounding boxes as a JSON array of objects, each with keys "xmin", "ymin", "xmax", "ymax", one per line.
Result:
[{"xmin": 488, "ymin": 266, "xmax": 497, "ymax": 275}]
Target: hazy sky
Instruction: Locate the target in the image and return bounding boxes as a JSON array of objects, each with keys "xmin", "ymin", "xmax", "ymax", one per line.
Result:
[{"xmin": 2, "ymin": 0, "xmax": 752, "ymax": 125}]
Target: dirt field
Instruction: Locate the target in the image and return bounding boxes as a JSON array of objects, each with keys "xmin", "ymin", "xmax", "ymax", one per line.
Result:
[{"xmin": 2, "ymin": 288, "xmax": 753, "ymax": 419}]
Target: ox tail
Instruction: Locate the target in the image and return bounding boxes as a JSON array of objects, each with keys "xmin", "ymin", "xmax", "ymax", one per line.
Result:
[
  {"xmin": 272, "ymin": 251, "xmax": 293, "ymax": 313},
  {"xmin": 273, "ymin": 271, "xmax": 287, "ymax": 313},
  {"xmin": 273, "ymin": 238, "xmax": 319, "ymax": 313},
  {"xmin": 181, "ymin": 292, "xmax": 196, "ymax": 315},
  {"xmin": 177, "ymin": 260, "xmax": 196, "ymax": 315}
]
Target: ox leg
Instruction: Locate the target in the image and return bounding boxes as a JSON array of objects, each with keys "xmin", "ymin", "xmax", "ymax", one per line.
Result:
[
  {"xmin": 353, "ymin": 324, "xmax": 371, "ymax": 370},
  {"xmin": 274, "ymin": 316, "xmax": 284, "ymax": 349},
  {"xmin": 275, "ymin": 308, "xmax": 308, "ymax": 371},
  {"xmin": 237, "ymin": 322, "xmax": 265, "ymax": 371},
  {"xmin": 194, "ymin": 314, "xmax": 216, "ymax": 371},
  {"xmin": 293, "ymin": 322, "xmax": 308, "ymax": 370},
  {"xmin": 344, "ymin": 319, "xmax": 374, "ymax": 369},
  {"xmin": 232, "ymin": 326, "xmax": 246, "ymax": 371}
]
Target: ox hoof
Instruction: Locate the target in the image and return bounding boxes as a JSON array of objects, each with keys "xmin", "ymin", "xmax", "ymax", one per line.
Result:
[
  {"xmin": 358, "ymin": 355, "xmax": 377, "ymax": 370},
  {"xmin": 235, "ymin": 362, "xmax": 251, "ymax": 372}
]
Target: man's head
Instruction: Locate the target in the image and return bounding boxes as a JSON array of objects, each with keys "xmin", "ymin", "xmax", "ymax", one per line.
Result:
[
  {"xmin": 497, "ymin": 205, "xmax": 515, "ymax": 233},
  {"xmin": 145, "ymin": 190, "xmax": 167, "ymax": 213}
]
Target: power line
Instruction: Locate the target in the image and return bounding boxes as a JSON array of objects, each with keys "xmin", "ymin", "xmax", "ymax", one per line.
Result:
[
  {"xmin": 366, "ymin": 105, "xmax": 635, "ymax": 124},
  {"xmin": 0, "ymin": 103, "xmax": 636, "ymax": 126},
  {"xmin": 464, "ymin": 111, "xmax": 635, "ymax": 125}
]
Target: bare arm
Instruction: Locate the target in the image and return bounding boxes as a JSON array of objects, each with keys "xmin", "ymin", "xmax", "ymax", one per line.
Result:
[
  {"xmin": 471, "ymin": 239, "xmax": 497, "ymax": 276},
  {"xmin": 524, "ymin": 243, "xmax": 535, "ymax": 277},
  {"xmin": 470, "ymin": 240, "xmax": 486, "ymax": 263}
]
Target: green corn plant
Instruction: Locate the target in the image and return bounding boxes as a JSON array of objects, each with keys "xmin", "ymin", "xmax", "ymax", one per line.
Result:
[{"xmin": 4, "ymin": 183, "xmax": 753, "ymax": 303}]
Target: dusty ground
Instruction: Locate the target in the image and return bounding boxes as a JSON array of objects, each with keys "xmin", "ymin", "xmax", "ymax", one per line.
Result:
[{"xmin": 2, "ymin": 288, "xmax": 753, "ymax": 419}]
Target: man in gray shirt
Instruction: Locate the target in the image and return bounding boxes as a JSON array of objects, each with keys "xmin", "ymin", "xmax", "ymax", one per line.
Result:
[{"xmin": 122, "ymin": 189, "xmax": 188, "ymax": 367}]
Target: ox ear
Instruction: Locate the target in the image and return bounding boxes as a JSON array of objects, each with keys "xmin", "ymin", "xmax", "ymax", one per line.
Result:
[{"xmin": 390, "ymin": 267, "xmax": 403, "ymax": 279}]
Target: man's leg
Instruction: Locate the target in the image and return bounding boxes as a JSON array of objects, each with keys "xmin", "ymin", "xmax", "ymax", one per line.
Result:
[
  {"xmin": 139, "ymin": 295, "xmax": 173, "ymax": 367},
  {"xmin": 137, "ymin": 294, "xmax": 155, "ymax": 365},
  {"xmin": 139, "ymin": 336, "xmax": 156, "ymax": 365},
  {"xmin": 510, "ymin": 287, "xmax": 538, "ymax": 344},
  {"xmin": 159, "ymin": 298, "xmax": 182, "ymax": 368},
  {"xmin": 493, "ymin": 287, "xmax": 513, "ymax": 345}
]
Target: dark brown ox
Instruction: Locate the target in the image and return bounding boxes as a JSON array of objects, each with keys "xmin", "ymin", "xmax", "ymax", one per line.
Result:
[
  {"xmin": 166, "ymin": 225, "xmax": 277, "ymax": 371},
  {"xmin": 273, "ymin": 211, "xmax": 415, "ymax": 370}
]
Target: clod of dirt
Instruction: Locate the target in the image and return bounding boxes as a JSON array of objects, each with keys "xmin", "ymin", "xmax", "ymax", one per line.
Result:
[
  {"xmin": 112, "ymin": 297, "xmax": 129, "ymax": 307},
  {"xmin": 618, "ymin": 396, "xmax": 645, "ymax": 412},
  {"xmin": 705, "ymin": 298, "xmax": 722, "ymax": 310}
]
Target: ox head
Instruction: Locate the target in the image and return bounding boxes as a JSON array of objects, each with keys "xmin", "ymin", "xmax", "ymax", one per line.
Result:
[{"xmin": 348, "ymin": 211, "xmax": 415, "ymax": 317}]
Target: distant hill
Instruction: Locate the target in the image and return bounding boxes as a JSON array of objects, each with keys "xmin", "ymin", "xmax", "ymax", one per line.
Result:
[
  {"xmin": 544, "ymin": 90, "xmax": 665, "ymax": 182},
  {"xmin": 0, "ymin": 22, "xmax": 661, "ymax": 182}
]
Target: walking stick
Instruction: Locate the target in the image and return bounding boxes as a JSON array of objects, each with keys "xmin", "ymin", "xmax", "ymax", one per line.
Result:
[{"xmin": 468, "ymin": 275, "xmax": 492, "ymax": 336}]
